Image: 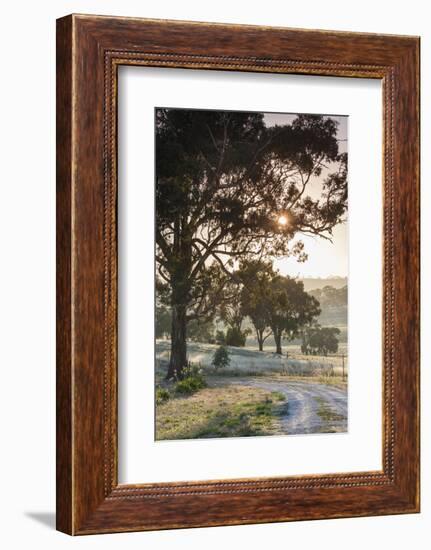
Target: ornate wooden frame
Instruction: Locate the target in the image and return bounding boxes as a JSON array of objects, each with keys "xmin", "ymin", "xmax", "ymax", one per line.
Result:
[{"xmin": 56, "ymin": 14, "xmax": 420, "ymax": 535}]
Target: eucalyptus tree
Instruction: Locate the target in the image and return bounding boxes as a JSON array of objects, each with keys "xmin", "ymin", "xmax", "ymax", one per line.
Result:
[
  {"xmin": 240, "ymin": 260, "xmax": 321, "ymax": 355},
  {"xmin": 301, "ymin": 325, "xmax": 341, "ymax": 356},
  {"xmin": 239, "ymin": 260, "xmax": 274, "ymax": 351},
  {"xmin": 263, "ymin": 276, "xmax": 321, "ymax": 355}
]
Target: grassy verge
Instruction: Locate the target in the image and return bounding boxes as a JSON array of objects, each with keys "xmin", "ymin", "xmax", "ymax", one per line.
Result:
[
  {"xmin": 210, "ymin": 372, "xmax": 347, "ymax": 389},
  {"xmin": 314, "ymin": 396, "xmax": 346, "ymax": 433},
  {"xmin": 315, "ymin": 375, "xmax": 347, "ymax": 389},
  {"xmin": 274, "ymin": 373, "xmax": 347, "ymax": 389},
  {"xmin": 206, "ymin": 371, "xmax": 347, "ymax": 388},
  {"xmin": 156, "ymin": 385, "xmax": 287, "ymax": 440}
]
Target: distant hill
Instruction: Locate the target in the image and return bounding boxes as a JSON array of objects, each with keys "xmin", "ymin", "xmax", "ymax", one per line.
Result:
[
  {"xmin": 299, "ymin": 276, "xmax": 347, "ymax": 292},
  {"xmin": 306, "ymin": 283, "xmax": 348, "ymax": 342}
]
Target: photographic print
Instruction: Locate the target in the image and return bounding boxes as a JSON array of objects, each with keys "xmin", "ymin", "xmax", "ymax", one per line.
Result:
[{"xmin": 155, "ymin": 107, "xmax": 348, "ymax": 441}]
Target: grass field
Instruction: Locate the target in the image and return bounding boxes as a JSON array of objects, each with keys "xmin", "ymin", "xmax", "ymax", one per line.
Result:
[
  {"xmin": 155, "ymin": 384, "xmax": 287, "ymax": 440},
  {"xmin": 156, "ymin": 340, "xmax": 348, "ymax": 379},
  {"xmin": 155, "ymin": 340, "xmax": 348, "ymax": 440}
]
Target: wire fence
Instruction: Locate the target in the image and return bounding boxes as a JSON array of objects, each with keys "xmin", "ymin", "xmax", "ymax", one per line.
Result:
[{"xmin": 281, "ymin": 352, "xmax": 348, "ymax": 379}]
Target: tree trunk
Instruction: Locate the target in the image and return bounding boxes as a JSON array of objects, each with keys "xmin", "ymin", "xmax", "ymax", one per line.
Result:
[
  {"xmin": 274, "ymin": 331, "xmax": 282, "ymax": 355},
  {"xmin": 166, "ymin": 214, "xmax": 191, "ymax": 381},
  {"xmin": 167, "ymin": 303, "xmax": 187, "ymax": 380},
  {"xmin": 256, "ymin": 329, "xmax": 264, "ymax": 352}
]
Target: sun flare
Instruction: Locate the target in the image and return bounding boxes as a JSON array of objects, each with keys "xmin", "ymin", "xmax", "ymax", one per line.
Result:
[{"xmin": 278, "ymin": 215, "xmax": 288, "ymax": 226}]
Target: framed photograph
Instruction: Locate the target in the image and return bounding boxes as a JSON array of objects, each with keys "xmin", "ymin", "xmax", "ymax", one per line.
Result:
[{"xmin": 56, "ymin": 14, "xmax": 420, "ymax": 535}]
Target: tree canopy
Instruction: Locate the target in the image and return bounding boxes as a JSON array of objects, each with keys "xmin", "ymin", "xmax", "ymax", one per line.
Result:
[
  {"xmin": 301, "ymin": 326, "xmax": 341, "ymax": 356},
  {"xmin": 258, "ymin": 273, "xmax": 321, "ymax": 355}
]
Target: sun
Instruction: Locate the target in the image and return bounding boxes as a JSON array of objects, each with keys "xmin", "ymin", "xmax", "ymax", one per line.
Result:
[{"xmin": 277, "ymin": 214, "xmax": 288, "ymax": 227}]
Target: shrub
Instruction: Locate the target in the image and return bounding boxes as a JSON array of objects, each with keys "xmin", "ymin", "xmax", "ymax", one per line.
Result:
[
  {"xmin": 175, "ymin": 376, "xmax": 206, "ymax": 395},
  {"xmin": 174, "ymin": 362, "xmax": 207, "ymax": 395},
  {"xmin": 187, "ymin": 319, "xmax": 215, "ymax": 343},
  {"xmin": 271, "ymin": 391, "xmax": 285, "ymax": 402},
  {"xmin": 225, "ymin": 327, "xmax": 247, "ymax": 347},
  {"xmin": 215, "ymin": 330, "xmax": 226, "ymax": 345},
  {"xmin": 212, "ymin": 345, "xmax": 231, "ymax": 370},
  {"xmin": 182, "ymin": 361, "xmax": 204, "ymax": 379},
  {"xmin": 156, "ymin": 387, "xmax": 170, "ymax": 405},
  {"xmin": 255, "ymin": 402, "xmax": 271, "ymax": 416}
]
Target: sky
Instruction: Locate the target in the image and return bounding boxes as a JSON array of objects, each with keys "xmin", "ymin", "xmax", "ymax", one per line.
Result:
[{"xmin": 264, "ymin": 112, "xmax": 348, "ymax": 279}]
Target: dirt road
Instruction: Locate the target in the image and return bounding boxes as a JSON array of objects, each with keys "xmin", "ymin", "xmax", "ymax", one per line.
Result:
[{"xmin": 234, "ymin": 377, "xmax": 348, "ymax": 435}]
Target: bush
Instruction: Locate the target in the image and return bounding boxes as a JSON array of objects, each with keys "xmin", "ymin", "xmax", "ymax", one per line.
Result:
[
  {"xmin": 225, "ymin": 327, "xmax": 247, "ymax": 347},
  {"xmin": 174, "ymin": 362, "xmax": 207, "ymax": 395},
  {"xmin": 182, "ymin": 361, "xmax": 204, "ymax": 379},
  {"xmin": 175, "ymin": 377, "xmax": 206, "ymax": 395},
  {"xmin": 212, "ymin": 345, "xmax": 230, "ymax": 370},
  {"xmin": 271, "ymin": 391, "xmax": 285, "ymax": 402},
  {"xmin": 188, "ymin": 319, "xmax": 215, "ymax": 343},
  {"xmin": 215, "ymin": 330, "xmax": 226, "ymax": 345},
  {"xmin": 156, "ymin": 387, "xmax": 170, "ymax": 405}
]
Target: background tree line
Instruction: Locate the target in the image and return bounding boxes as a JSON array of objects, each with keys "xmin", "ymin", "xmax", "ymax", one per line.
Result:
[{"xmin": 157, "ymin": 261, "xmax": 343, "ymax": 357}]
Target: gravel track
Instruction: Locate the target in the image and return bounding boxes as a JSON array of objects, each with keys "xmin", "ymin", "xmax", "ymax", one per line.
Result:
[{"xmin": 227, "ymin": 377, "xmax": 348, "ymax": 435}]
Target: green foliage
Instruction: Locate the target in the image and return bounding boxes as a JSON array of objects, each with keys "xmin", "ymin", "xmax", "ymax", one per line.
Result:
[
  {"xmin": 265, "ymin": 276, "xmax": 321, "ymax": 338},
  {"xmin": 301, "ymin": 325, "xmax": 341, "ymax": 356},
  {"xmin": 255, "ymin": 402, "xmax": 272, "ymax": 416},
  {"xmin": 271, "ymin": 391, "xmax": 286, "ymax": 402},
  {"xmin": 156, "ymin": 387, "xmax": 170, "ymax": 405},
  {"xmin": 175, "ymin": 377, "xmax": 207, "ymax": 395},
  {"xmin": 155, "ymin": 305, "xmax": 171, "ymax": 339},
  {"xmin": 182, "ymin": 362, "xmax": 204, "ymax": 379},
  {"xmin": 174, "ymin": 362, "xmax": 207, "ymax": 395},
  {"xmin": 212, "ymin": 345, "xmax": 231, "ymax": 370},
  {"xmin": 188, "ymin": 319, "xmax": 215, "ymax": 343},
  {"xmin": 225, "ymin": 327, "xmax": 248, "ymax": 347},
  {"xmin": 238, "ymin": 259, "xmax": 321, "ymax": 354},
  {"xmin": 308, "ymin": 285, "xmax": 347, "ymax": 307},
  {"xmin": 239, "ymin": 259, "xmax": 274, "ymax": 349},
  {"xmin": 215, "ymin": 330, "xmax": 226, "ymax": 345},
  {"xmin": 217, "ymin": 285, "xmax": 246, "ymax": 337},
  {"xmin": 315, "ymin": 396, "xmax": 346, "ymax": 424}
]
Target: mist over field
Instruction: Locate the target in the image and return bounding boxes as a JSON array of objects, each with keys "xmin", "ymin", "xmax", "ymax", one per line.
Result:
[{"xmin": 300, "ymin": 276, "xmax": 347, "ymax": 291}]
